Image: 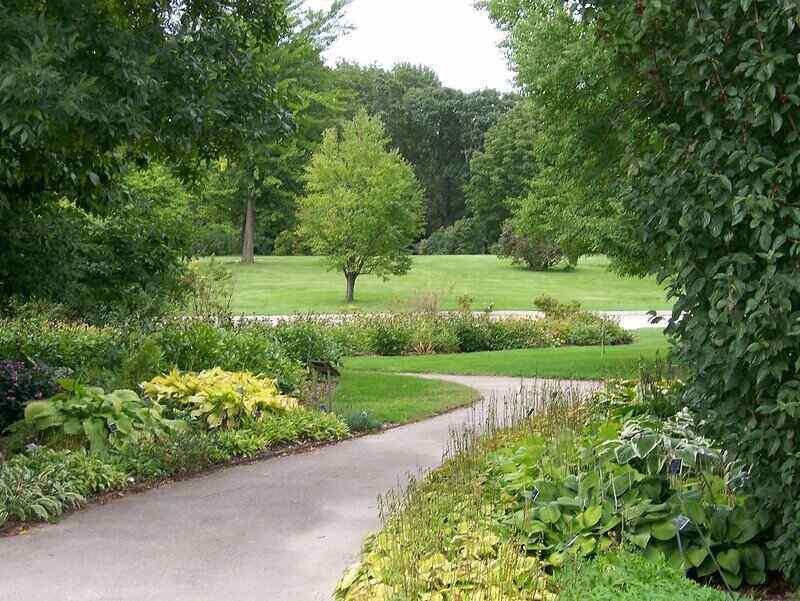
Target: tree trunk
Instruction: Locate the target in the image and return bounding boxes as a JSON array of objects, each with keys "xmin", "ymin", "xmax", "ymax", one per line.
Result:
[
  {"xmin": 241, "ymin": 194, "xmax": 256, "ymax": 264},
  {"xmin": 345, "ymin": 272, "xmax": 358, "ymax": 303}
]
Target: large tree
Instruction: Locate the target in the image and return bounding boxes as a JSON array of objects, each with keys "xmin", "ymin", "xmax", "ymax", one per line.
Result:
[
  {"xmin": 237, "ymin": 0, "xmax": 350, "ymax": 263},
  {"xmin": 0, "ymin": 0, "xmax": 290, "ymax": 303},
  {"xmin": 299, "ymin": 110, "xmax": 423, "ymax": 302},
  {"xmin": 465, "ymin": 99, "xmax": 541, "ymax": 249}
]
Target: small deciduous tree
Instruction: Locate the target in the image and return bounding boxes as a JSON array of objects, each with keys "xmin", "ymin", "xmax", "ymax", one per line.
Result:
[{"xmin": 299, "ymin": 110, "xmax": 423, "ymax": 302}]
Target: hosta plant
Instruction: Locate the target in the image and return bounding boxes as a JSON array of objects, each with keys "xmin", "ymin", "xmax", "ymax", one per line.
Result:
[
  {"xmin": 488, "ymin": 410, "xmax": 770, "ymax": 589},
  {"xmin": 16, "ymin": 381, "xmax": 182, "ymax": 453},
  {"xmin": 142, "ymin": 368, "xmax": 298, "ymax": 429}
]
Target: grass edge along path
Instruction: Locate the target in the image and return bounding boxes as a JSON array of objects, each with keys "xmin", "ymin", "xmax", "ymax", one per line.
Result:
[
  {"xmin": 343, "ymin": 329, "xmax": 671, "ymax": 381},
  {"xmin": 333, "ymin": 371, "xmax": 481, "ymax": 426}
]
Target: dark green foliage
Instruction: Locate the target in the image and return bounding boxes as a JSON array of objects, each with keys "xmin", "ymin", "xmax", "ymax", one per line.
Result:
[
  {"xmin": 489, "ymin": 396, "xmax": 770, "ymax": 589},
  {"xmin": 496, "ymin": 221, "xmax": 564, "ymax": 271},
  {"xmin": 564, "ymin": 0, "xmax": 800, "ymax": 583},
  {"xmin": 0, "ymin": 199, "xmax": 193, "ymax": 323},
  {"xmin": 416, "ymin": 219, "xmax": 485, "ymax": 255},
  {"xmin": 556, "ymin": 551, "xmax": 731, "ymax": 601},
  {"xmin": 465, "ymin": 99, "xmax": 541, "ymax": 249},
  {"xmin": 0, "ymin": 361, "xmax": 64, "ymax": 432}
]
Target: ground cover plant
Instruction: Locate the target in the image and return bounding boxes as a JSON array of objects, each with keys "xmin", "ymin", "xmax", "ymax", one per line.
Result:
[
  {"xmin": 344, "ymin": 328, "xmax": 669, "ymax": 380},
  {"xmin": 216, "ymin": 255, "xmax": 668, "ymax": 314},
  {"xmin": 336, "ymin": 373, "xmax": 773, "ymax": 599}
]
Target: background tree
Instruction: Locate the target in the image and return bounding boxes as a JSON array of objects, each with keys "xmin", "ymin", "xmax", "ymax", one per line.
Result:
[
  {"xmin": 465, "ymin": 99, "xmax": 541, "ymax": 250},
  {"xmin": 335, "ymin": 63, "xmax": 516, "ymax": 236},
  {"xmin": 484, "ymin": 0, "xmax": 646, "ymax": 273},
  {"xmin": 235, "ymin": 0, "xmax": 351, "ymax": 263},
  {"xmin": 299, "ymin": 111, "xmax": 423, "ymax": 302}
]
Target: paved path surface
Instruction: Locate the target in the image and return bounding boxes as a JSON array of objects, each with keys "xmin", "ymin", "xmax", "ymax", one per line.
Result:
[
  {"xmin": 0, "ymin": 375, "xmax": 598, "ymax": 601},
  {"xmin": 238, "ymin": 310, "xmax": 671, "ymax": 330}
]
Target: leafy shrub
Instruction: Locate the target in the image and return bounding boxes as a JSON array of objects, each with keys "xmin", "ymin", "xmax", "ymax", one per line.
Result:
[
  {"xmin": 273, "ymin": 228, "xmax": 311, "ymax": 256},
  {"xmin": 416, "ymin": 218, "xmax": 484, "ymax": 255},
  {"xmin": 556, "ymin": 550, "xmax": 731, "ymax": 601},
  {"xmin": 0, "ymin": 199, "xmax": 193, "ymax": 324},
  {"xmin": 342, "ymin": 410, "xmax": 382, "ymax": 433},
  {"xmin": 152, "ymin": 320, "xmax": 307, "ymax": 393},
  {"xmin": 496, "ymin": 220, "xmax": 563, "ymax": 271},
  {"xmin": 0, "ymin": 317, "xmax": 125, "ymax": 374},
  {"xmin": 0, "ymin": 447, "xmax": 126, "ymax": 526},
  {"xmin": 0, "ymin": 361, "xmax": 65, "ymax": 432},
  {"xmin": 368, "ymin": 319, "xmax": 413, "ymax": 356},
  {"xmin": 142, "ymin": 369, "xmax": 298, "ymax": 429},
  {"xmin": 534, "ymin": 295, "xmax": 582, "ymax": 319},
  {"xmin": 271, "ymin": 319, "xmax": 345, "ymax": 365},
  {"xmin": 18, "ymin": 382, "xmax": 183, "ymax": 453},
  {"xmin": 488, "ymin": 408, "xmax": 770, "ymax": 589}
]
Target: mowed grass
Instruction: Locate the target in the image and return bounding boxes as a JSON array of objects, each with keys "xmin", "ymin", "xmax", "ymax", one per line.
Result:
[
  {"xmin": 332, "ymin": 371, "xmax": 480, "ymax": 424},
  {"xmin": 209, "ymin": 255, "xmax": 669, "ymax": 314},
  {"xmin": 344, "ymin": 329, "xmax": 672, "ymax": 381}
]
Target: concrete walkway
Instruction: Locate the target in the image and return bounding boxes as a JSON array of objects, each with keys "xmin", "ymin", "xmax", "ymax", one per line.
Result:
[{"xmin": 0, "ymin": 375, "xmax": 598, "ymax": 601}]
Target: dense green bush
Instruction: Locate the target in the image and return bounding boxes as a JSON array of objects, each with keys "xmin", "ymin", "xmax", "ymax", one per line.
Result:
[
  {"xmin": 0, "ymin": 200, "xmax": 193, "ymax": 324},
  {"xmin": 0, "ymin": 361, "xmax": 65, "ymax": 432},
  {"xmin": 495, "ymin": 220, "xmax": 563, "ymax": 271},
  {"xmin": 416, "ymin": 218, "xmax": 485, "ymax": 255},
  {"xmin": 556, "ymin": 0, "xmax": 800, "ymax": 583}
]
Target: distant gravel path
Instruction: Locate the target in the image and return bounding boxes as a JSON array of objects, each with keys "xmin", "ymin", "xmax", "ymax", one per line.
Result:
[
  {"xmin": 0, "ymin": 375, "xmax": 599, "ymax": 601},
  {"xmin": 237, "ymin": 310, "xmax": 671, "ymax": 330}
]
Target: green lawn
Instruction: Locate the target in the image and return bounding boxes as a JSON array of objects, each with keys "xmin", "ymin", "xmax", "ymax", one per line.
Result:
[
  {"xmin": 208, "ymin": 255, "xmax": 669, "ymax": 314},
  {"xmin": 343, "ymin": 329, "xmax": 672, "ymax": 381},
  {"xmin": 332, "ymin": 371, "xmax": 480, "ymax": 425}
]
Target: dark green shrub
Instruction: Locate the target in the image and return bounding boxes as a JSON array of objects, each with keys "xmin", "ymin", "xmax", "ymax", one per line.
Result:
[
  {"xmin": 0, "ymin": 361, "xmax": 65, "ymax": 432},
  {"xmin": 272, "ymin": 319, "xmax": 344, "ymax": 365},
  {"xmin": 496, "ymin": 220, "xmax": 563, "ymax": 271},
  {"xmin": 0, "ymin": 317, "xmax": 125, "ymax": 373},
  {"xmin": 416, "ymin": 218, "xmax": 484, "ymax": 255},
  {"xmin": 568, "ymin": 0, "xmax": 800, "ymax": 582},
  {"xmin": 368, "ymin": 320, "xmax": 413, "ymax": 356}
]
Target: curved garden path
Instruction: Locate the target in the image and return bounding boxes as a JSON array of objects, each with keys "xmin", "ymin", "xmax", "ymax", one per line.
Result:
[{"xmin": 0, "ymin": 375, "xmax": 599, "ymax": 601}]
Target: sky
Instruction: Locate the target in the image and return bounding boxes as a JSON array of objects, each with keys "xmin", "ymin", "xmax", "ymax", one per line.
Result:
[{"xmin": 304, "ymin": 0, "xmax": 515, "ymax": 93}]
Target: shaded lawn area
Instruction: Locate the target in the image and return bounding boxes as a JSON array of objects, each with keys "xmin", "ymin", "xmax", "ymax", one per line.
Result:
[
  {"xmin": 343, "ymin": 329, "xmax": 672, "ymax": 381},
  {"xmin": 332, "ymin": 371, "xmax": 480, "ymax": 425},
  {"xmin": 209, "ymin": 254, "xmax": 669, "ymax": 314}
]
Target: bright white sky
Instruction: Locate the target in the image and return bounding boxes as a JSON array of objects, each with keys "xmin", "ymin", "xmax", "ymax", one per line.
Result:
[{"xmin": 304, "ymin": 0, "xmax": 515, "ymax": 92}]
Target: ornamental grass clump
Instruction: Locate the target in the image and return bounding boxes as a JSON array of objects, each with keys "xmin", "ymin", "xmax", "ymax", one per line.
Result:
[{"xmin": 142, "ymin": 368, "xmax": 298, "ymax": 429}]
